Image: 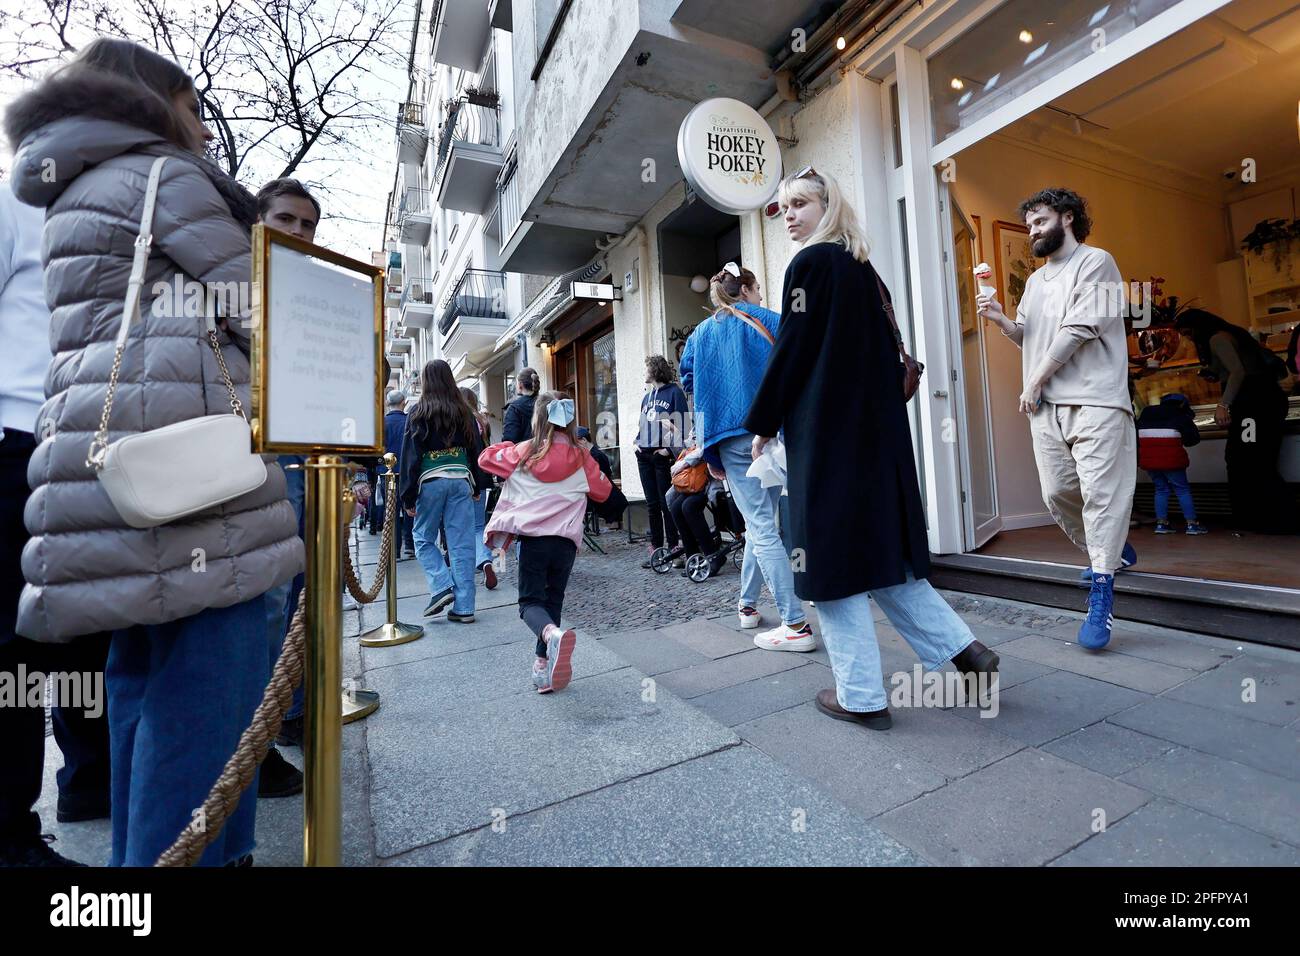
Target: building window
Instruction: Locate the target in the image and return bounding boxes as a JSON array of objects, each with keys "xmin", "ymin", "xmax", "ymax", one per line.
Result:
[{"xmin": 927, "ymin": 0, "xmax": 1181, "ymax": 144}]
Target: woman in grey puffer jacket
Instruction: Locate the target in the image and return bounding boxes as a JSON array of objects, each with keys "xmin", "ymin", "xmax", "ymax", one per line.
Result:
[{"xmin": 5, "ymin": 38, "xmax": 303, "ymax": 866}]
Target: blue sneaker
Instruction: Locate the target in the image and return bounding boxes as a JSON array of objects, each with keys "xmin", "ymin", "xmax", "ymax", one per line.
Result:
[
  {"xmin": 1078, "ymin": 541, "xmax": 1137, "ymax": 584},
  {"xmin": 1078, "ymin": 573, "xmax": 1115, "ymax": 649}
]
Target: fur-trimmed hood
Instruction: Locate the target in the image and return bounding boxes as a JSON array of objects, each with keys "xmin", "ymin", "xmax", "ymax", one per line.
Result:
[{"xmin": 4, "ymin": 69, "xmax": 257, "ymax": 226}]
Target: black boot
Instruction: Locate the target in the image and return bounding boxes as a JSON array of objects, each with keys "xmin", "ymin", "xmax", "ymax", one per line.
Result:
[
  {"xmin": 258, "ymin": 746, "xmax": 304, "ymax": 798},
  {"xmin": 952, "ymin": 640, "xmax": 1000, "ymax": 676},
  {"xmin": 0, "ymin": 833, "xmax": 87, "ymax": 868}
]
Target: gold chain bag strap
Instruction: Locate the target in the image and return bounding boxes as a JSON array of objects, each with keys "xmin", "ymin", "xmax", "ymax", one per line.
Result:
[{"xmin": 85, "ymin": 156, "xmax": 267, "ymax": 529}]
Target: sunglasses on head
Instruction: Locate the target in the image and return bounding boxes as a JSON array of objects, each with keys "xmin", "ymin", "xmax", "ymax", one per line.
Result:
[{"xmin": 792, "ymin": 165, "xmax": 819, "ymax": 180}]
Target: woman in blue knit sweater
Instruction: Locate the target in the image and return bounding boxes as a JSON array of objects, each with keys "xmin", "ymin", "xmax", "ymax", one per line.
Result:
[{"xmin": 680, "ymin": 264, "xmax": 814, "ymax": 652}]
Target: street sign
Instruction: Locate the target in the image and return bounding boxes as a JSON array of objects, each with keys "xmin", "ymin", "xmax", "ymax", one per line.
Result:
[
  {"xmin": 572, "ymin": 281, "xmax": 622, "ymax": 301},
  {"xmin": 677, "ymin": 97, "xmax": 783, "ymax": 216}
]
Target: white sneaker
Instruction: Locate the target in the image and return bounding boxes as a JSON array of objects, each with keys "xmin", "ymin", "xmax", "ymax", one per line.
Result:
[
  {"xmin": 753, "ymin": 621, "xmax": 816, "ymax": 652},
  {"xmin": 738, "ymin": 606, "xmax": 761, "ymax": 630}
]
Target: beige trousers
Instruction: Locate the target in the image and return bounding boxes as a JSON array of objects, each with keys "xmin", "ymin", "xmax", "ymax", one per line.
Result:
[{"xmin": 1029, "ymin": 403, "xmax": 1136, "ymax": 573}]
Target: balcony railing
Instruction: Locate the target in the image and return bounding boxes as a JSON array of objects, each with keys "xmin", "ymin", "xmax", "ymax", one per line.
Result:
[
  {"xmin": 439, "ymin": 267, "xmax": 506, "ymax": 335},
  {"xmin": 396, "ymin": 187, "xmax": 431, "ymax": 242},
  {"xmin": 399, "ymin": 100, "xmax": 425, "ymax": 127},
  {"xmin": 401, "ymin": 276, "xmax": 435, "ymax": 312},
  {"xmin": 434, "ymin": 95, "xmax": 500, "ymax": 183}
]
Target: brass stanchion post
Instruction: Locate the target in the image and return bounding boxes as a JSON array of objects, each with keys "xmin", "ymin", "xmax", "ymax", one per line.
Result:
[
  {"xmin": 361, "ymin": 452, "xmax": 425, "ymax": 648},
  {"xmin": 304, "ymin": 454, "xmax": 346, "ymax": 867}
]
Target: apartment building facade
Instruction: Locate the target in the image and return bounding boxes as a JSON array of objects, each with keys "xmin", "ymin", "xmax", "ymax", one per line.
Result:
[{"xmin": 383, "ymin": 0, "xmax": 1300, "ymax": 642}]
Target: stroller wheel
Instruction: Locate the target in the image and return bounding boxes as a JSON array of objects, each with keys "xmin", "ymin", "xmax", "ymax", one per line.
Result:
[
  {"xmin": 649, "ymin": 546, "xmax": 674, "ymax": 574},
  {"xmin": 686, "ymin": 553, "xmax": 711, "ymax": 582},
  {"xmin": 732, "ymin": 546, "xmax": 743, "ymax": 570}
]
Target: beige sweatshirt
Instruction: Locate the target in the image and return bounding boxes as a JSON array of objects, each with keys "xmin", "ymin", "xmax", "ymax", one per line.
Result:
[{"xmin": 1006, "ymin": 243, "xmax": 1130, "ymax": 411}]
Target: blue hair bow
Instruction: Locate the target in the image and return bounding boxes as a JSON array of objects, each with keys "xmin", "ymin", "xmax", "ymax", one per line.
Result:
[{"xmin": 547, "ymin": 398, "xmax": 575, "ymax": 427}]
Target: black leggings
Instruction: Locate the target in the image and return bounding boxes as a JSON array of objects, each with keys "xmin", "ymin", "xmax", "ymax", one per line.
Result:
[
  {"xmin": 635, "ymin": 449, "xmax": 679, "ymax": 548},
  {"xmin": 668, "ymin": 489, "xmax": 717, "ymax": 557},
  {"xmin": 517, "ymin": 535, "xmax": 578, "ymax": 656}
]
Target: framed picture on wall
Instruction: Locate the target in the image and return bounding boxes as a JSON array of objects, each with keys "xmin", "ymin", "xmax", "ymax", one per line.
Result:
[
  {"xmin": 993, "ymin": 220, "xmax": 1045, "ymax": 319},
  {"xmin": 971, "ymin": 214, "xmax": 985, "ymax": 264}
]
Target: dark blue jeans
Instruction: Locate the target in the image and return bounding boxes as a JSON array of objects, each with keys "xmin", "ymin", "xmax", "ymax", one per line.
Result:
[{"xmin": 107, "ymin": 595, "xmax": 268, "ymax": 866}]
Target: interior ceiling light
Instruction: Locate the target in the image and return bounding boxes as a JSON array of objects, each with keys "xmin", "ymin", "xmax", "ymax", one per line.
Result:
[
  {"xmin": 836, "ymin": 36, "xmax": 846, "ymax": 50},
  {"xmin": 1019, "ymin": 29, "xmax": 1033, "ymax": 43},
  {"xmin": 950, "ymin": 77, "xmax": 965, "ymax": 90}
]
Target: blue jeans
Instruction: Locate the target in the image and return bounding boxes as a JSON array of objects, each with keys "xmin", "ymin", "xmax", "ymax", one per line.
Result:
[
  {"xmin": 413, "ymin": 478, "xmax": 477, "ymax": 614},
  {"xmin": 267, "ymin": 454, "xmax": 306, "ymax": 721},
  {"xmin": 1149, "ymin": 468, "xmax": 1197, "ymax": 522},
  {"xmin": 816, "ymin": 567, "xmax": 975, "ymax": 712},
  {"xmin": 471, "ymin": 492, "xmax": 492, "ymax": 568},
  {"xmin": 717, "ymin": 434, "xmax": 803, "ymax": 625},
  {"xmin": 107, "ymin": 595, "xmax": 268, "ymax": 866}
]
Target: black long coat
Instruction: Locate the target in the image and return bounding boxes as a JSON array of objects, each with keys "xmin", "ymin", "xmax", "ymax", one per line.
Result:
[{"xmin": 744, "ymin": 242, "xmax": 930, "ymax": 601}]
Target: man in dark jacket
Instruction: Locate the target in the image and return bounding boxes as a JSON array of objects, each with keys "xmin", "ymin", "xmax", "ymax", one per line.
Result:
[
  {"xmin": 384, "ymin": 389, "xmax": 415, "ymax": 557},
  {"xmin": 502, "ymin": 367, "xmax": 539, "ymax": 443}
]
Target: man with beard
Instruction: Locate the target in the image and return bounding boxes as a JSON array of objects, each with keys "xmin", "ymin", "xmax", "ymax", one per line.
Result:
[{"xmin": 978, "ymin": 188, "xmax": 1135, "ymax": 650}]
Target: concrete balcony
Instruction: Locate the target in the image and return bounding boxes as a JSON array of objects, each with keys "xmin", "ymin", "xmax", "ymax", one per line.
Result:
[
  {"xmin": 438, "ymin": 267, "xmax": 508, "ymax": 367},
  {"xmin": 396, "ymin": 100, "xmax": 428, "ymax": 165},
  {"xmin": 395, "ymin": 187, "xmax": 431, "ymax": 245},
  {"xmin": 501, "ymin": 0, "xmax": 805, "ymax": 274},
  {"xmin": 434, "ymin": 96, "xmax": 503, "ymax": 216},
  {"xmin": 399, "ymin": 276, "xmax": 438, "ymax": 330},
  {"xmin": 384, "ymin": 250, "xmax": 403, "ymax": 306},
  {"xmin": 430, "ymin": 0, "xmax": 492, "ymax": 72}
]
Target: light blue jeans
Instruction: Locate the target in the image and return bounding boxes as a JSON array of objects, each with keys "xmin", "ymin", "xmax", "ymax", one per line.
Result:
[
  {"xmin": 817, "ymin": 566, "xmax": 975, "ymax": 712},
  {"xmin": 471, "ymin": 492, "xmax": 493, "ymax": 567},
  {"xmin": 717, "ymin": 434, "xmax": 804, "ymax": 626},
  {"xmin": 413, "ymin": 478, "xmax": 477, "ymax": 615}
]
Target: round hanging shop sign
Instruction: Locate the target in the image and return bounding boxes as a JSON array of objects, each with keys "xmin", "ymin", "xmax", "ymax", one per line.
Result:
[{"xmin": 676, "ymin": 98, "xmax": 782, "ymax": 216}]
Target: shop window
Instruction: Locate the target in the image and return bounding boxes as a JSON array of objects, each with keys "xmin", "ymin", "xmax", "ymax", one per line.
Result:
[{"xmin": 928, "ymin": 0, "xmax": 1182, "ymax": 144}]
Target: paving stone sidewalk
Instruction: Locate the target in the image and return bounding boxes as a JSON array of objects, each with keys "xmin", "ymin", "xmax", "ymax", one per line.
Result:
[{"xmin": 38, "ymin": 528, "xmax": 1300, "ymax": 866}]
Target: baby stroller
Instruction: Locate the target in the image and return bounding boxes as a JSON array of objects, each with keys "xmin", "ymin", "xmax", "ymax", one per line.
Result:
[{"xmin": 649, "ymin": 480, "xmax": 746, "ymax": 581}]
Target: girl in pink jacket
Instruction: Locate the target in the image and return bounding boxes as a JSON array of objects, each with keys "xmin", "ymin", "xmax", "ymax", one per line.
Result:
[{"xmin": 479, "ymin": 391, "xmax": 613, "ymax": 693}]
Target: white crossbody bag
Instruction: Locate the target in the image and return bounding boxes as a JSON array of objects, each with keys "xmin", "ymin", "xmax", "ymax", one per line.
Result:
[{"xmin": 85, "ymin": 156, "xmax": 267, "ymax": 529}]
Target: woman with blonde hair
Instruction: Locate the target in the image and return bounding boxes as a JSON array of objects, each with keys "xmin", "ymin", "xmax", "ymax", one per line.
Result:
[
  {"xmin": 744, "ymin": 166, "xmax": 996, "ymax": 729},
  {"xmin": 680, "ymin": 262, "xmax": 811, "ymax": 647}
]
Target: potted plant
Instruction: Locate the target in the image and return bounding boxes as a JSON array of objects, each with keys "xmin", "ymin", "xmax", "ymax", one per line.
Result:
[
  {"xmin": 1241, "ymin": 217, "xmax": 1300, "ymax": 271},
  {"xmin": 463, "ymin": 86, "xmax": 500, "ymax": 109}
]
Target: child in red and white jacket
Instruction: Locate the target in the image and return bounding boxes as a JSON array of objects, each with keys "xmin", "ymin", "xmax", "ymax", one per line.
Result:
[
  {"xmin": 479, "ymin": 391, "xmax": 613, "ymax": 693},
  {"xmin": 1136, "ymin": 392, "xmax": 1207, "ymax": 535}
]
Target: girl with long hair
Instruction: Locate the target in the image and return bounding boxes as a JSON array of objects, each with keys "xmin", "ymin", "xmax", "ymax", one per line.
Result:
[
  {"xmin": 480, "ymin": 392, "xmax": 612, "ymax": 693},
  {"xmin": 679, "ymin": 262, "xmax": 810, "ymax": 645},
  {"xmin": 744, "ymin": 166, "xmax": 996, "ymax": 729},
  {"xmin": 400, "ymin": 360, "xmax": 489, "ymax": 620}
]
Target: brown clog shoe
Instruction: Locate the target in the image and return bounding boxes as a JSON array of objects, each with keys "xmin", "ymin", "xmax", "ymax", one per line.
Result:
[{"xmin": 814, "ymin": 689, "xmax": 892, "ymax": 730}]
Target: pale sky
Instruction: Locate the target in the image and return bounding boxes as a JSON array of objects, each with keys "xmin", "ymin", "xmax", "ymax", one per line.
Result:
[{"xmin": 0, "ymin": 0, "xmax": 415, "ymax": 262}]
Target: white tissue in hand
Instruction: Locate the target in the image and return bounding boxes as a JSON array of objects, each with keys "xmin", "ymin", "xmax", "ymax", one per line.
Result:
[{"xmin": 746, "ymin": 437, "xmax": 787, "ymax": 491}]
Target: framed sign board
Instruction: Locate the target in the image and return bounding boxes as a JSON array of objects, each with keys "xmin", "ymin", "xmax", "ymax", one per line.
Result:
[{"xmin": 250, "ymin": 225, "xmax": 384, "ymax": 454}]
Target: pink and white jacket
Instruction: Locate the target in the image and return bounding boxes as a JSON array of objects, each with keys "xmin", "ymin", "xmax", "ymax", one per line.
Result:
[{"xmin": 479, "ymin": 434, "xmax": 613, "ymax": 550}]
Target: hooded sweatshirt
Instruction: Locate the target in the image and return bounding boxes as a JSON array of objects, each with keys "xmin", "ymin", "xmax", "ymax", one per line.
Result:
[{"xmin": 479, "ymin": 433, "xmax": 612, "ymax": 550}]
